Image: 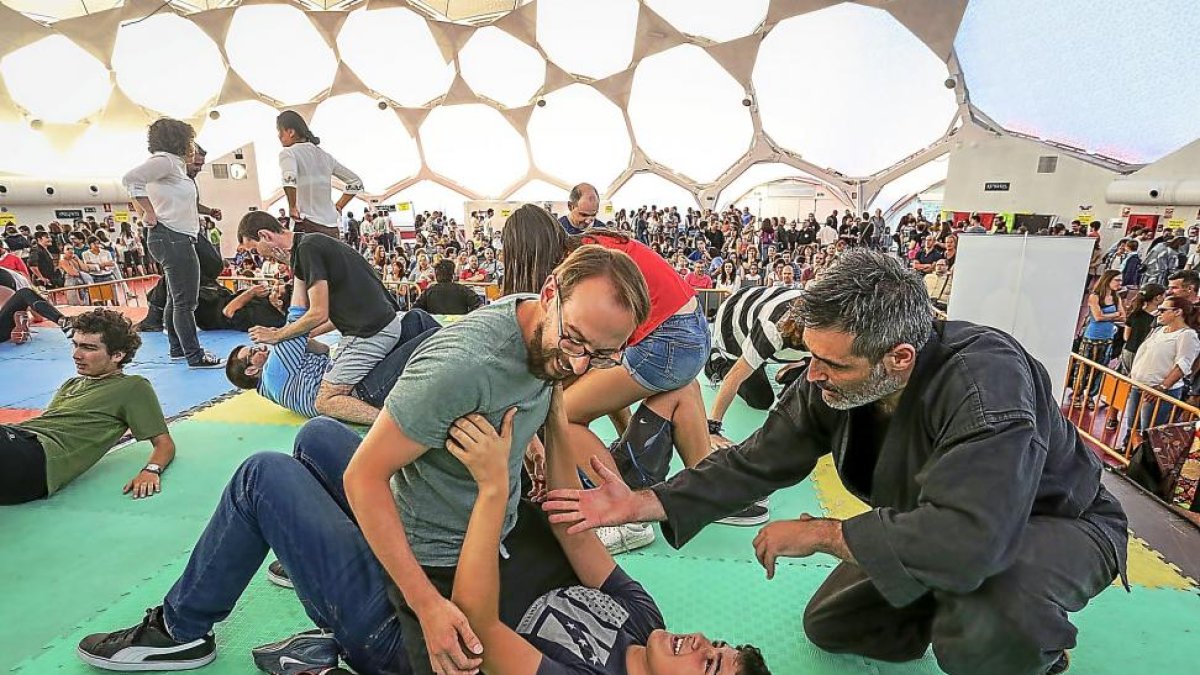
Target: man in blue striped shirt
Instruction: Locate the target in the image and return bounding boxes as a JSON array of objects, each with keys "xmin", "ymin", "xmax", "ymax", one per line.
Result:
[{"xmin": 225, "ymin": 308, "xmax": 440, "ymax": 421}]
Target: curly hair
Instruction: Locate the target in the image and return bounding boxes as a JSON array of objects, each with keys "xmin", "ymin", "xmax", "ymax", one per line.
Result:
[
  {"xmin": 71, "ymin": 308, "xmax": 142, "ymax": 366},
  {"xmin": 736, "ymin": 644, "xmax": 771, "ymax": 675},
  {"xmin": 147, "ymin": 118, "xmax": 196, "ymax": 157}
]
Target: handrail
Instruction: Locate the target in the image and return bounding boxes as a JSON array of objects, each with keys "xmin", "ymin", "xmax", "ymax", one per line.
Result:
[{"xmin": 1064, "ymin": 351, "xmax": 1199, "ymax": 467}]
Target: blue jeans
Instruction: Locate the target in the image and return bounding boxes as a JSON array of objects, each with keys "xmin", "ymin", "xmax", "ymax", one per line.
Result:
[
  {"xmin": 352, "ymin": 310, "xmax": 441, "ymax": 407},
  {"xmin": 146, "ymin": 225, "xmax": 204, "ymax": 364},
  {"xmin": 162, "ymin": 418, "xmax": 409, "ymax": 675},
  {"xmin": 623, "ymin": 303, "xmax": 710, "ymax": 392},
  {"xmin": 1123, "ymin": 385, "xmax": 1185, "ymax": 438}
]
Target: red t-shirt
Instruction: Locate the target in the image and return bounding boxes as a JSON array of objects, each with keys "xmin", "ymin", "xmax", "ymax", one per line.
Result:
[
  {"xmin": 581, "ymin": 233, "xmax": 695, "ymax": 346},
  {"xmin": 685, "ymin": 272, "xmax": 713, "ymax": 289}
]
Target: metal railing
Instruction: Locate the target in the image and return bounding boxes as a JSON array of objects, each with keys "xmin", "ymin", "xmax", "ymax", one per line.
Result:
[{"xmin": 1064, "ymin": 352, "xmax": 1200, "ymax": 466}]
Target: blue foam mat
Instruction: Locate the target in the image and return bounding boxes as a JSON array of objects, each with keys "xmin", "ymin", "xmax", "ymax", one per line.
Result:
[{"xmin": 0, "ymin": 329, "xmax": 249, "ymax": 416}]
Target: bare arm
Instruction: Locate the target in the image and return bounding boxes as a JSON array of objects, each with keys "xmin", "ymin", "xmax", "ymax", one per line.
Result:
[
  {"xmin": 123, "ymin": 432, "xmax": 176, "ymax": 499},
  {"xmin": 711, "ymin": 356, "xmax": 755, "ymax": 424},
  {"xmin": 222, "ymin": 286, "xmax": 267, "ymax": 319},
  {"xmin": 274, "ymin": 280, "xmax": 329, "ymax": 342},
  {"xmin": 345, "ymin": 412, "xmax": 484, "ymax": 675}
]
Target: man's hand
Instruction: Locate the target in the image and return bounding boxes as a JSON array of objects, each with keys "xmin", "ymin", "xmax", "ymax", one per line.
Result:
[
  {"xmin": 753, "ymin": 515, "xmax": 846, "ymax": 580},
  {"xmin": 210, "ymin": 208, "xmax": 222, "ymax": 221},
  {"xmin": 709, "ymin": 432, "xmax": 734, "ymax": 452},
  {"xmin": 249, "ymin": 325, "xmax": 281, "ymax": 345},
  {"xmin": 249, "ymin": 284, "xmax": 269, "ymax": 297},
  {"xmin": 414, "ymin": 595, "xmax": 483, "ymax": 675},
  {"xmin": 544, "ymin": 456, "xmax": 642, "ymax": 534},
  {"xmin": 123, "ymin": 470, "xmax": 161, "ymax": 499}
]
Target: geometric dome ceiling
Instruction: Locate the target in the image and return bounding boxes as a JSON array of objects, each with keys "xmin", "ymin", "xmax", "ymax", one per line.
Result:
[{"xmin": 0, "ymin": 0, "xmax": 1197, "ymax": 215}]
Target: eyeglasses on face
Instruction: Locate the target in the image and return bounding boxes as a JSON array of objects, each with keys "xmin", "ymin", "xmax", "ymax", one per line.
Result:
[{"xmin": 553, "ymin": 277, "xmax": 623, "ymax": 369}]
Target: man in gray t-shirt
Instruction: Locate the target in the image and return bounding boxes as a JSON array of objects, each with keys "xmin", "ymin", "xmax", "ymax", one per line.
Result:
[{"xmin": 345, "ymin": 238, "xmax": 651, "ymax": 675}]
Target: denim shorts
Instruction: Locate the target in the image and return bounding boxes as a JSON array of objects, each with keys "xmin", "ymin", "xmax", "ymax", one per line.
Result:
[{"xmin": 623, "ymin": 303, "xmax": 710, "ymax": 393}]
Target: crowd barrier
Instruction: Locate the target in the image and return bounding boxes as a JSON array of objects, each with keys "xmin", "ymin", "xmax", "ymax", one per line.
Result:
[
  {"xmin": 1063, "ymin": 351, "xmax": 1200, "ymax": 466},
  {"xmin": 44, "ymin": 274, "xmax": 158, "ymax": 308}
]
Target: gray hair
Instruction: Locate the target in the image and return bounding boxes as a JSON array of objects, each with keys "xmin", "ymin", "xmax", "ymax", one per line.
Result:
[{"xmin": 801, "ymin": 249, "xmax": 933, "ymax": 362}]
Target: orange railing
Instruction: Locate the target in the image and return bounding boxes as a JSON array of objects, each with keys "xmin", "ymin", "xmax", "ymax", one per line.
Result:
[{"xmin": 1064, "ymin": 352, "xmax": 1200, "ymax": 466}]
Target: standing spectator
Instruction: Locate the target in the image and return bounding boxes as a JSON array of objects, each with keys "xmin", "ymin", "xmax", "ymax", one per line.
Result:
[
  {"xmin": 1143, "ymin": 236, "xmax": 1187, "ymax": 286},
  {"xmin": 1118, "ymin": 283, "xmax": 1165, "ymax": 375},
  {"xmin": 28, "ymin": 233, "xmax": 62, "ymax": 287},
  {"xmin": 277, "ymin": 110, "xmax": 363, "ymax": 239},
  {"xmin": 1072, "ymin": 271, "xmax": 1125, "ymax": 410},
  {"xmin": 59, "ymin": 248, "xmax": 91, "ymax": 303},
  {"xmin": 924, "ymin": 259, "xmax": 953, "ymax": 310},
  {"xmin": 560, "ymin": 183, "xmax": 600, "ymax": 235},
  {"xmin": 1124, "ymin": 295, "xmax": 1200, "ymax": 442},
  {"xmin": 816, "ymin": 219, "xmax": 838, "ymax": 247}
]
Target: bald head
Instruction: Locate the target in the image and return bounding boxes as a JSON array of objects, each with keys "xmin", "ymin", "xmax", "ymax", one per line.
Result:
[{"xmin": 567, "ymin": 183, "xmax": 599, "ymax": 229}]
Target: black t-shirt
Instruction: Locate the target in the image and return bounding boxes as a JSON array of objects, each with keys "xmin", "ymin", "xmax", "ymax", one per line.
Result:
[
  {"xmin": 0, "ymin": 267, "xmax": 15, "ymax": 290},
  {"xmin": 518, "ymin": 566, "xmax": 664, "ymax": 675},
  {"xmin": 30, "ymin": 245, "xmax": 57, "ymax": 279},
  {"xmin": 290, "ymin": 233, "xmax": 396, "ymax": 337},
  {"xmin": 1125, "ymin": 309, "xmax": 1155, "ymax": 355},
  {"xmin": 414, "ymin": 282, "xmax": 483, "ymax": 315},
  {"xmin": 915, "ymin": 247, "xmax": 944, "ymax": 266}
]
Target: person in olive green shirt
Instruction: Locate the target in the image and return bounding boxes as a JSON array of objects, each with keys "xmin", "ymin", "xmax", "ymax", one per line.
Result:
[{"xmin": 0, "ymin": 309, "xmax": 175, "ymax": 504}]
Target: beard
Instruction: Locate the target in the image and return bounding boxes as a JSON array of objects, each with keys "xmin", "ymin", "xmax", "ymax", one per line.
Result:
[
  {"xmin": 817, "ymin": 361, "xmax": 905, "ymax": 410},
  {"xmin": 525, "ymin": 321, "xmax": 571, "ymax": 382}
]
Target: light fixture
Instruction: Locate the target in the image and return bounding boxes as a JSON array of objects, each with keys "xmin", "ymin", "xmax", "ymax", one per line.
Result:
[
  {"xmin": 944, "ymin": 77, "xmax": 957, "ymax": 89},
  {"xmin": 208, "ymin": 109, "xmax": 221, "ymax": 120}
]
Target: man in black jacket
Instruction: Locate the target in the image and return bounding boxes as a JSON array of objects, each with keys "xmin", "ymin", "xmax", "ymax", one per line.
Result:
[{"xmin": 547, "ymin": 250, "xmax": 1126, "ymax": 675}]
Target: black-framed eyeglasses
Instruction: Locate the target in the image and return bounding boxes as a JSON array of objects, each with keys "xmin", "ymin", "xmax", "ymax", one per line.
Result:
[{"xmin": 554, "ymin": 277, "xmax": 624, "ymax": 369}]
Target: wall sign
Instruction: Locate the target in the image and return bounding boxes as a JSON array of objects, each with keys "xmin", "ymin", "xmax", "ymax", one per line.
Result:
[
  {"xmin": 984, "ymin": 182, "xmax": 1011, "ymax": 191},
  {"xmin": 54, "ymin": 209, "xmax": 83, "ymax": 220}
]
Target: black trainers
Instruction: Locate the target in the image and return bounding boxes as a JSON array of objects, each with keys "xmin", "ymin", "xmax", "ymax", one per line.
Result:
[
  {"xmin": 252, "ymin": 628, "xmax": 339, "ymax": 674},
  {"xmin": 188, "ymin": 352, "xmax": 223, "ymax": 369},
  {"xmin": 267, "ymin": 560, "xmax": 294, "ymax": 589},
  {"xmin": 136, "ymin": 321, "xmax": 164, "ymax": 333},
  {"xmin": 77, "ymin": 606, "xmax": 216, "ymax": 671},
  {"xmin": 1049, "ymin": 650, "xmax": 1071, "ymax": 674},
  {"xmin": 716, "ymin": 498, "xmax": 770, "ymax": 526}
]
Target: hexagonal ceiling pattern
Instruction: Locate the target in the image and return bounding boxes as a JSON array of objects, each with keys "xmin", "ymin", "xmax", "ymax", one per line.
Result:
[{"xmin": 0, "ymin": 0, "xmax": 1193, "ymax": 212}]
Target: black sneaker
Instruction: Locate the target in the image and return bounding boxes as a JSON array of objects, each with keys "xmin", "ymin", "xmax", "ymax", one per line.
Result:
[
  {"xmin": 267, "ymin": 560, "xmax": 294, "ymax": 589},
  {"xmin": 716, "ymin": 498, "xmax": 770, "ymax": 526},
  {"xmin": 188, "ymin": 352, "xmax": 223, "ymax": 369},
  {"xmin": 77, "ymin": 606, "xmax": 216, "ymax": 671},
  {"xmin": 1049, "ymin": 650, "xmax": 1071, "ymax": 674},
  {"xmin": 136, "ymin": 321, "xmax": 164, "ymax": 333},
  {"xmin": 252, "ymin": 628, "xmax": 339, "ymax": 674}
]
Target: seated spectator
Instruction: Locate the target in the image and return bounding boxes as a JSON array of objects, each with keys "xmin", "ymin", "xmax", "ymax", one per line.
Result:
[
  {"xmin": 82, "ymin": 237, "xmax": 117, "ymax": 282},
  {"xmin": 226, "ymin": 307, "xmax": 440, "ymax": 421},
  {"xmin": 415, "ymin": 259, "xmax": 484, "ymax": 315},
  {"xmin": 58, "ymin": 248, "xmax": 92, "ymax": 303},
  {"xmin": 0, "ymin": 240, "xmax": 32, "ymax": 279},
  {"xmin": 740, "ymin": 263, "xmax": 763, "ymax": 288},
  {"xmin": 775, "ymin": 264, "xmax": 800, "ymax": 289},
  {"xmin": 924, "ymin": 259, "xmax": 953, "ymax": 309},
  {"xmin": 1, "ymin": 309, "xmax": 175, "ymax": 504},
  {"xmin": 444, "ymin": 384, "xmax": 770, "ymax": 675},
  {"xmin": 479, "ymin": 247, "xmax": 501, "ymax": 281},
  {"xmin": 459, "ymin": 254, "xmax": 488, "ymax": 283},
  {"xmin": 684, "ymin": 261, "xmax": 713, "ymax": 289}
]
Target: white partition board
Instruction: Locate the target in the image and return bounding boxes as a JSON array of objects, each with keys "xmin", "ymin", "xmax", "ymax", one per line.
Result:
[{"xmin": 947, "ymin": 235, "xmax": 1094, "ymax": 401}]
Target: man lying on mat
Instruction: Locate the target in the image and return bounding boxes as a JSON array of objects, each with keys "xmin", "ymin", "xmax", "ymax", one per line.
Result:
[
  {"xmin": 1, "ymin": 309, "xmax": 175, "ymax": 505},
  {"xmin": 545, "ymin": 250, "xmax": 1128, "ymax": 675},
  {"xmin": 224, "ymin": 285, "xmax": 440, "ymax": 422},
  {"xmin": 447, "ymin": 383, "xmax": 771, "ymax": 675}
]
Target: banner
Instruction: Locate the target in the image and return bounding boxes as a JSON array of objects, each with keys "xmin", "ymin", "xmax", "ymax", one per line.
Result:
[
  {"xmin": 0, "ymin": 213, "xmax": 15, "ymax": 227},
  {"xmin": 392, "ymin": 201, "xmax": 416, "ymax": 239},
  {"xmin": 113, "ymin": 210, "xmax": 131, "ymax": 223}
]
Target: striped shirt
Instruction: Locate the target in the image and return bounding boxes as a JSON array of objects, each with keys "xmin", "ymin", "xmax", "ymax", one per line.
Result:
[
  {"xmin": 712, "ymin": 286, "xmax": 807, "ymax": 370},
  {"xmin": 258, "ymin": 307, "xmax": 329, "ymax": 418}
]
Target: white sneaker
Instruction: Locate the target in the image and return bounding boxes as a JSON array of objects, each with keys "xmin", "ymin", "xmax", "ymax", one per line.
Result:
[{"xmin": 598, "ymin": 523, "xmax": 655, "ymax": 555}]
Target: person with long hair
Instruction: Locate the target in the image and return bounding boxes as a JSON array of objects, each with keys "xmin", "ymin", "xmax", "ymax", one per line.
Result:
[
  {"xmin": 276, "ymin": 110, "xmax": 364, "ymax": 239},
  {"xmin": 1120, "ymin": 283, "xmax": 1165, "ymax": 373},
  {"xmin": 122, "ymin": 118, "xmax": 221, "ymax": 368},
  {"xmin": 1124, "ymin": 294, "xmax": 1200, "ymax": 444},
  {"xmin": 1072, "ymin": 270, "xmax": 1125, "ymax": 409}
]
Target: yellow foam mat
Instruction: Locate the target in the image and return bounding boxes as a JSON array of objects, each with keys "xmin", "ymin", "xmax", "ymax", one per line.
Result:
[
  {"xmin": 811, "ymin": 456, "xmax": 1198, "ymax": 590},
  {"xmin": 190, "ymin": 391, "xmax": 309, "ymax": 426}
]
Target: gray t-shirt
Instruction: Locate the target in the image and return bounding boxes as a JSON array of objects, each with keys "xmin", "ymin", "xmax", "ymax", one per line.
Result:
[{"xmin": 385, "ymin": 295, "xmax": 552, "ymax": 567}]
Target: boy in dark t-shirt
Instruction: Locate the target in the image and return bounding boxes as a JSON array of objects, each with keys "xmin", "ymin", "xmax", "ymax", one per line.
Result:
[{"xmin": 446, "ymin": 385, "xmax": 771, "ymax": 675}]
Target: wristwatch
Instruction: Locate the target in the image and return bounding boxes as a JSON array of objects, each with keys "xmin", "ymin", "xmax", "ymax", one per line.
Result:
[
  {"xmin": 142, "ymin": 463, "xmax": 163, "ymax": 475},
  {"xmin": 707, "ymin": 419, "xmax": 724, "ymax": 434}
]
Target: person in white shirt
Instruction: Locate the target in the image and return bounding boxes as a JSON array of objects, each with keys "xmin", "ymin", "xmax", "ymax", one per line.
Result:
[
  {"xmin": 123, "ymin": 118, "xmax": 221, "ymax": 369},
  {"xmin": 816, "ymin": 221, "xmax": 839, "ymax": 247},
  {"xmin": 276, "ymin": 110, "xmax": 363, "ymax": 239},
  {"xmin": 1124, "ymin": 294, "xmax": 1200, "ymax": 443}
]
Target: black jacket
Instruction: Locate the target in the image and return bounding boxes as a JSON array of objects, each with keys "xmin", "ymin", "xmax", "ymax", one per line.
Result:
[{"xmin": 653, "ymin": 321, "xmax": 1128, "ymax": 607}]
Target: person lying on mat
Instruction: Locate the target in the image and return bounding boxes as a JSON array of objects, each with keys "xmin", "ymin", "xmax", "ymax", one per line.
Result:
[
  {"xmin": 0, "ymin": 267, "xmax": 73, "ymax": 345},
  {"xmin": 545, "ymin": 250, "xmax": 1128, "ymax": 675},
  {"xmin": 448, "ymin": 383, "xmax": 772, "ymax": 675},
  {"xmin": 224, "ymin": 301, "xmax": 441, "ymax": 422},
  {"xmin": 1, "ymin": 309, "xmax": 175, "ymax": 505}
]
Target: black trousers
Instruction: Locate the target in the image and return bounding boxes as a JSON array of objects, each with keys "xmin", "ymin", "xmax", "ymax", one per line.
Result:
[
  {"xmin": 1, "ymin": 288, "xmax": 64, "ymax": 343},
  {"xmin": 705, "ymin": 353, "xmax": 777, "ymax": 410},
  {"xmin": 351, "ymin": 310, "xmax": 441, "ymax": 407},
  {"xmin": 0, "ymin": 425, "xmax": 48, "ymax": 504},
  {"xmin": 803, "ymin": 489, "xmax": 1127, "ymax": 675}
]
